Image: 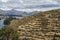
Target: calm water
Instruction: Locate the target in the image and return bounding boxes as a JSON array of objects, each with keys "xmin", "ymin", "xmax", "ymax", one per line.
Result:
[{"xmin": 0, "ymin": 19, "xmax": 4, "ymax": 28}]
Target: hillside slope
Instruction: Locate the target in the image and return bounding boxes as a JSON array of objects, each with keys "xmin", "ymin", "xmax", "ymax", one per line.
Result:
[{"xmin": 10, "ymin": 9, "xmax": 60, "ymax": 40}]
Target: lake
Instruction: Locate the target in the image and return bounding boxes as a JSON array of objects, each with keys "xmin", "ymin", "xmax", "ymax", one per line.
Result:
[{"xmin": 0, "ymin": 19, "xmax": 4, "ymax": 28}]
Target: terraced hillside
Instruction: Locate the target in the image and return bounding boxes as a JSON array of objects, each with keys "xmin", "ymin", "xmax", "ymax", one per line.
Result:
[{"xmin": 10, "ymin": 9, "xmax": 60, "ymax": 40}]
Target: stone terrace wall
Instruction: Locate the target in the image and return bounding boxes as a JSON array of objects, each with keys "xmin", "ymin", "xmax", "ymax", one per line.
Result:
[{"xmin": 17, "ymin": 11, "xmax": 60, "ymax": 40}]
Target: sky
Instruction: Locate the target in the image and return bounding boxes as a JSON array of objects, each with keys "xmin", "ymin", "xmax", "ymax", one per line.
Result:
[{"xmin": 0, "ymin": 0, "xmax": 60, "ymax": 11}]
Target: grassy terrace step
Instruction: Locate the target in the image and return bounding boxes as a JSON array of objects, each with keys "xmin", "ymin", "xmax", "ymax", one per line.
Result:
[{"xmin": 9, "ymin": 9, "xmax": 60, "ymax": 40}]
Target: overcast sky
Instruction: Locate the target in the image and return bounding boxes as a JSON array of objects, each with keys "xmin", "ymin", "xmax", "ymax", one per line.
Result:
[{"xmin": 0, "ymin": 0, "xmax": 60, "ymax": 11}]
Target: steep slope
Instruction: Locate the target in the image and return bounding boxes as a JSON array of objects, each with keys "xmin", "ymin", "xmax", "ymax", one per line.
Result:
[{"xmin": 10, "ymin": 9, "xmax": 60, "ymax": 40}]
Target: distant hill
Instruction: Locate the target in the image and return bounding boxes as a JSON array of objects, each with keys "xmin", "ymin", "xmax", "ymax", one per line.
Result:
[
  {"xmin": 0, "ymin": 9, "xmax": 39, "ymax": 17},
  {"xmin": 9, "ymin": 9, "xmax": 60, "ymax": 40}
]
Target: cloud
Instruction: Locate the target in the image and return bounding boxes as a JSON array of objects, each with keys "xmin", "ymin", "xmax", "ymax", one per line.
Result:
[
  {"xmin": 15, "ymin": 7, "xmax": 60, "ymax": 12},
  {"xmin": 19, "ymin": 0, "xmax": 24, "ymax": 3},
  {"xmin": 23, "ymin": 0, "xmax": 58, "ymax": 5},
  {"xmin": 0, "ymin": 0, "xmax": 60, "ymax": 11},
  {"xmin": 1, "ymin": 0, "xmax": 8, "ymax": 2}
]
